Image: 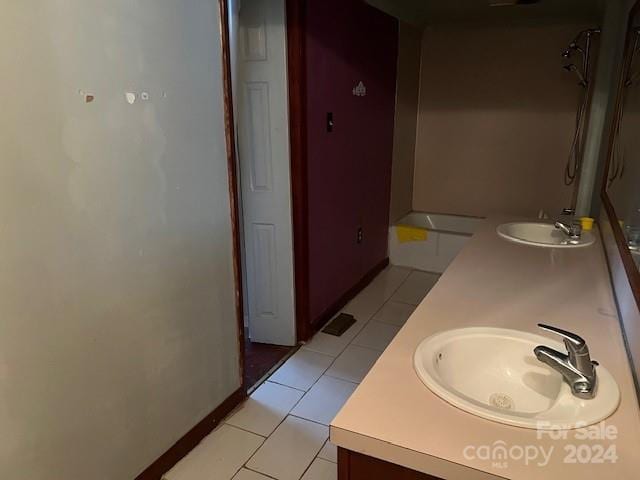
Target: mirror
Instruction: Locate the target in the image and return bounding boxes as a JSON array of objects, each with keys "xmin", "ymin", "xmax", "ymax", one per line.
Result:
[
  {"xmin": 601, "ymin": 0, "xmax": 640, "ymax": 400},
  {"xmin": 605, "ymin": 7, "xmax": 640, "ymax": 274}
]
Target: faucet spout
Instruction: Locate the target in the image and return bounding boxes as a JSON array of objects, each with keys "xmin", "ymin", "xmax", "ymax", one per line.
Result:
[
  {"xmin": 533, "ymin": 325, "xmax": 598, "ymax": 399},
  {"xmin": 535, "ymin": 345, "xmax": 574, "ymax": 378},
  {"xmin": 554, "ymin": 220, "xmax": 582, "ymax": 244},
  {"xmin": 554, "ymin": 221, "xmax": 572, "ymax": 236}
]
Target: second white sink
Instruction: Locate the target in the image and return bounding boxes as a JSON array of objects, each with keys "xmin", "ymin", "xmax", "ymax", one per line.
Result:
[
  {"xmin": 414, "ymin": 327, "xmax": 620, "ymax": 429},
  {"xmin": 497, "ymin": 222, "xmax": 595, "ymax": 248}
]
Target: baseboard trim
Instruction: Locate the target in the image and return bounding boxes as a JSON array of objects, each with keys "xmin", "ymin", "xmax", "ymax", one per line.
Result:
[
  {"xmin": 136, "ymin": 386, "xmax": 246, "ymax": 480},
  {"xmin": 309, "ymin": 258, "xmax": 389, "ymax": 334}
]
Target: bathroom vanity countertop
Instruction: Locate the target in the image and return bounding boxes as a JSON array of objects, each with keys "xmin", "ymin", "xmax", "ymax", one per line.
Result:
[{"xmin": 330, "ymin": 216, "xmax": 640, "ymax": 480}]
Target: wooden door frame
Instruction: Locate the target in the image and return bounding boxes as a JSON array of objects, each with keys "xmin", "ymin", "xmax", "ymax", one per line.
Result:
[
  {"xmin": 286, "ymin": 0, "xmax": 312, "ymax": 342},
  {"xmin": 219, "ymin": 0, "xmax": 247, "ymax": 383}
]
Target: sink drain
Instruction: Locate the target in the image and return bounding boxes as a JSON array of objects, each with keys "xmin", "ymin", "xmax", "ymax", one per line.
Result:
[{"xmin": 489, "ymin": 393, "xmax": 514, "ymax": 410}]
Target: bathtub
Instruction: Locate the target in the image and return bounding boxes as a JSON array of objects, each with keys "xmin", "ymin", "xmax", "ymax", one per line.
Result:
[{"xmin": 389, "ymin": 212, "xmax": 485, "ymax": 273}]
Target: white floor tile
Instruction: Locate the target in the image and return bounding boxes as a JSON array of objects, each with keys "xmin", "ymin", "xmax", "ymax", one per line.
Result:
[
  {"xmin": 301, "ymin": 458, "xmax": 337, "ymax": 480},
  {"xmin": 351, "ymin": 321, "xmax": 401, "ymax": 352},
  {"xmin": 302, "ymin": 315, "xmax": 367, "ymax": 357},
  {"xmin": 232, "ymin": 468, "xmax": 273, "ymax": 480},
  {"xmin": 302, "ymin": 268, "xmax": 409, "ymax": 358},
  {"xmin": 269, "ymin": 349, "xmax": 334, "ymax": 391},
  {"xmin": 372, "ymin": 300, "xmax": 416, "ymax": 327},
  {"xmin": 318, "ymin": 440, "xmax": 337, "ymax": 463},
  {"xmin": 246, "ymin": 415, "xmax": 328, "ymax": 480},
  {"xmin": 325, "ymin": 344, "xmax": 380, "ymax": 384},
  {"xmin": 342, "ymin": 288, "xmax": 387, "ymax": 321},
  {"xmin": 226, "ymin": 381, "xmax": 304, "ymax": 437},
  {"xmin": 163, "ymin": 424, "xmax": 263, "ymax": 480},
  {"xmin": 391, "ymin": 270, "xmax": 440, "ymax": 305},
  {"xmin": 291, "ymin": 375, "xmax": 357, "ymax": 426},
  {"xmin": 365, "ymin": 265, "xmax": 412, "ymax": 300}
]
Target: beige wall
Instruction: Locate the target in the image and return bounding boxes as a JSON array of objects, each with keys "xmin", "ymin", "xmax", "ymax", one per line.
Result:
[
  {"xmin": 0, "ymin": 2, "xmax": 240, "ymax": 479},
  {"xmin": 390, "ymin": 22, "xmax": 422, "ymax": 222},
  {"xmin": 412, "ymin": 25, "xmax": 586, "ymax": 218}
]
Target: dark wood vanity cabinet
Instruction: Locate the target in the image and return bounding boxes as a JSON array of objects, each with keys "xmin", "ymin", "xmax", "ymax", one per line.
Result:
[{"xmin": 338, "ymin": 448, "xmax": 445, "ymax": 480}]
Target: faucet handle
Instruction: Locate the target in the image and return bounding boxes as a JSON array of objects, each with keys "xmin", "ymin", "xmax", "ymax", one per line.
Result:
[
  {"xmin": 538, "ymin": 323, "xmax": 585, "ymax": 350},
  {"xmin": 537, "ymin": 324, "xmax": 594, "ymax": 373},
  {"xmin": 535, "ymin": 324, "xmax": 598, "ymax": 399}
]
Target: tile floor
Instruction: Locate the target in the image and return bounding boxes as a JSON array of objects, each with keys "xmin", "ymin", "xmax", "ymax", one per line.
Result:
[{"xmin": 164, "ymin": 266, "xmax": 440, "ymax": 480}]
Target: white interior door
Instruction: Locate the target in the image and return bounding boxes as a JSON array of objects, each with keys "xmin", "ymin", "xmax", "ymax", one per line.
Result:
[{"xmin": 237, "ymin": 0, "xmax": 295, "ymax": 345}]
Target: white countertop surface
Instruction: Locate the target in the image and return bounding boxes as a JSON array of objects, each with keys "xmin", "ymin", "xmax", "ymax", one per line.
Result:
[{"xmin": 330, "ymin": 216, "xmax": 640, "ymax": 480}]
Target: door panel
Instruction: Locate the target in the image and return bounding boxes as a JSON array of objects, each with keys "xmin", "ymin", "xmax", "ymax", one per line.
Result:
[{"xmin": 237, "ymin": 0, "xmax": 295, "ymax": 345}]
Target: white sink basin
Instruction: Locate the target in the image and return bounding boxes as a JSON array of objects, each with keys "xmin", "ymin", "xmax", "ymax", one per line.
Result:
[
  {"xmin": 414, "ymin": 327, "xmax": 620, "ymax": 429},
  {"xmin": 497, "ymin": 222, "xmax": 595, "ymax": 248}
]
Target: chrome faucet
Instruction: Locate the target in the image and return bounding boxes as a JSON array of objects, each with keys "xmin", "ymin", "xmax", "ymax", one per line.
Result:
[
  {"xmin": 554, "ymin": 220, "xmax": 582, "ymax": 243},
  {"xmin": 534, "ymin": 324, "xmax": 598, "ymax": 399},
  {"xmin": 555, "ymin": 209, "xmax": 582, "ymax": 244}
]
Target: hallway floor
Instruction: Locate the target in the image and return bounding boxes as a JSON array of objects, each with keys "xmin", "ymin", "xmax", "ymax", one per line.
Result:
[
  {"xmin": 243, "ymin": 330, "xmax": 294, "ymax": 389},
  {"xmin": 163, "ymin": 266, "xmax": 440, "ymax": 480}
]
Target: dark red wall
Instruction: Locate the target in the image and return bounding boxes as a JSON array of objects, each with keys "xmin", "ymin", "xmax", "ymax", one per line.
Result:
[{"xmin": 305, "ymin": 0, "xmax": 398, "ymax": 324}]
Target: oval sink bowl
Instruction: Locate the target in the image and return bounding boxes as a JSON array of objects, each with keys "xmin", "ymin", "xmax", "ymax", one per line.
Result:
[
  {"xmin": 497, "ymin": 222, "xmax": 595, "ymax": 248},
  {"xmin": 414, "ymin": 327, "xmax": 620, "ymax": 430}
]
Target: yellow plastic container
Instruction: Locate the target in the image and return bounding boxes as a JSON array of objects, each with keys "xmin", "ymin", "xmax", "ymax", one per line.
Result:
[
  {"xmin": 580, "ymin": 217, "xmax": 595, "ymax": 231},
  {"xmin": 396, "ymin": 225, "xmax": 428, "ymax": 243}
]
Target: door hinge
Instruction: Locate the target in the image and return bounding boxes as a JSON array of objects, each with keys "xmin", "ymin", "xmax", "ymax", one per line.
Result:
[{"xmin": 357, "ymin": 227, "xmax": 363, "ymax": 244}]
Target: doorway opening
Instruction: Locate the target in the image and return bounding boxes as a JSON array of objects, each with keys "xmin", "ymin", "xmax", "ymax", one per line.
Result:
[
  {"xmin": 226, "ymin": 0, "xmax": 299, "ymax": 390},
  {"xmin": 242, "ymin": 333, "xmax": 292, "ymax": 389}
]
